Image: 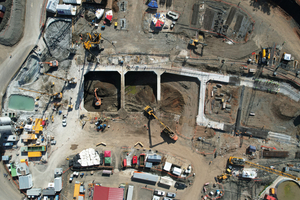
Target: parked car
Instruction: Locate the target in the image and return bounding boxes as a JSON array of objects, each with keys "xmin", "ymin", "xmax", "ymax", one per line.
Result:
[
  {"xmin": 167, "ymin": 11, "xmax": 179, "ymax": 20},
  {"xmin": 50, "ymin": 140, "xmax": 56, "ymax": 145},
  {"xmin": 175, "ymin": 182, "xmax": 187, "ymax": 189},
  {"xmin": 154, "ymin": 189, "xmax": 165, "ymax": 196},
  {"xmin": 69, "ymin": 174, "xmax": 73, "ymax": 182},
  {"xmin": 166, "ymin": 192, "xmax": 176, "ymax": 198},
  {"xmin": 163, "ymin": 198, "xmax": 172, "ymax": 200}
]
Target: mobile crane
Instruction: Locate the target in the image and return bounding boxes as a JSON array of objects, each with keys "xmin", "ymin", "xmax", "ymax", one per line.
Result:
[
  {"xmin": 228, "ymin": 156, "xmax": 300, "ymax": 181},
  {"xmin": 39, "ymin": 60, "xmax": 58, "ymax": 67},
  {"xmin": 43, "ymin": 73, "xmax": 77, "ymax": 85},
  {"xmin": 144, "ymin": 106, "xmax": 178, "ymax": 141},
  {"xmin": 19, "ymin": 88, "xmax": 63, "ymax": 99}
]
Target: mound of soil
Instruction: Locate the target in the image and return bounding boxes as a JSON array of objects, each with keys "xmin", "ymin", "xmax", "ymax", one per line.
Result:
[
  {"xmin": 94, "ymin": 81, "xmax": 117, "ymax": 97},
  {"xmin": 272, "ymin": 100, "xmax": 299, "ymax": 120},
  {"xmin": 160, "ymin": 84, "xmax": 185, "ymax": 115},
  {"xmin": 125, "ymin": 85, "xmax": 156, "ymax": 112},
  {"xmin": 84, "ymin": 80, "xmax": 119, "ymax": 112}
]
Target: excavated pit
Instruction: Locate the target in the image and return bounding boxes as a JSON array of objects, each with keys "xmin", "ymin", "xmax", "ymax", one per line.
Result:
[
  {"xmin": 125, "ymin": 72, "xmax": 157, "ymax": 112},
  {"xmin": 84, "ymin": 71, "xmax": 120, "ymax": 112}
]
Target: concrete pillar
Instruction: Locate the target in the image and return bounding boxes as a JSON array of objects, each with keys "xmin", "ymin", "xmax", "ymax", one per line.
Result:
[
  {"xmin": 155, "ymin": 71, "xmax": 163, "ymax": 102},
  {"xmin": 157, "ymin": 74, "xmax": 161, "ymax": 101},
  {"xmin": 120, "ymin": 69, "xmax": 126, "ymax": 109}
]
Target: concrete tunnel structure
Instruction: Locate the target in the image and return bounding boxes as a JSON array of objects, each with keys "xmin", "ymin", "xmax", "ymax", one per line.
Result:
[{"xmin": 82, "ymin": 64, "xmax": 230, "ymax": 130}]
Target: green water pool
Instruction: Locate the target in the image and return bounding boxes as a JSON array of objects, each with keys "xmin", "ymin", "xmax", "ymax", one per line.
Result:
[
  {"xmin": 277, "ymin": 181, "xmax": 300, "ymax": 200},
  {"xmin": 8, "ymin": 95, "xmax": 35, "ymax": 111}
]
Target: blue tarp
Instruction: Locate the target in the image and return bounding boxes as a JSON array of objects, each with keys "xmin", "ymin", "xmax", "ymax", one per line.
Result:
[
  {"xmin": 148, "ymin": 0, "xmax": 158, "ymax": 9},
  {"xmin": 154, "ymin": 13, "xmax": 160, "ymax": 18},
  {"xmin": 249, "ymin": 145, "xmax": 256, "ymax": 152}
]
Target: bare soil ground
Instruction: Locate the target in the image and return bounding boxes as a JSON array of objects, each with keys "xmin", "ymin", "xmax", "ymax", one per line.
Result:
[
  {"xmin": 241, "ymin": 87, "xmax": 300, "ymax": 135},
  {"xmin": 205, "ymin": 82, "xmax": 240, "ymax": 124}
]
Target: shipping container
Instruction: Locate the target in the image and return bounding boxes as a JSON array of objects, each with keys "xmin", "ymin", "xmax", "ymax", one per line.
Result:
[
  {"xmin": 139, "ymin": 154, "xmax": 145, "ymax": 167},
  {"xmin": 262, "ymin": 150, "xmax": 289, "ymax": 158},
  {"xmin": 28, "ymin": 151, "xmax": 42, "ymax": 157}
]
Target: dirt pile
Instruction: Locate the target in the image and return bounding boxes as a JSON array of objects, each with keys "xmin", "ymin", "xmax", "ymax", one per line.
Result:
[
  {"xmin": 125, "ymin": 86, "xmax": 156, "ymax": 112},
  {"xmin": 0, "ymin": 0, "xmax": 25, "ymax": 46},
  {"xmin": 272, "ymin": 100, "xmax": 300, "ymax": 120},
  {"xmin": 160, "ymin": 84, "xmax": 185, "ymax": 115},
  {"xmin": 84, "ymin": 80, "xmax": 119, "ymax": 112}
]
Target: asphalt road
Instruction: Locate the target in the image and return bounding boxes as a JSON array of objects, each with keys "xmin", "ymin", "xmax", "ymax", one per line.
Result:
[
  {"xmin": 0, "ymin": 0, "xmax": 44, "ymax": 111},
  {"xmin": 0, "ymin": 0, "xmax": 44, "ymax": 199}
]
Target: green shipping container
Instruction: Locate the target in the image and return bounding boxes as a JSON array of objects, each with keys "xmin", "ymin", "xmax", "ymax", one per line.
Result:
[{"xmin": 105, "ymin": 157, "xmax": 111, "ymax": 164}]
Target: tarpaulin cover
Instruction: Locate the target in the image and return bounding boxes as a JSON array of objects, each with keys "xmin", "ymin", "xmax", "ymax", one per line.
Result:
[
  {"xmin": 104, "ymin": 151, "xmax": 111, "ymax": 157},
  {"xmin": 148, "ymin": 0, "xmax": 158, "ymax": 9}
]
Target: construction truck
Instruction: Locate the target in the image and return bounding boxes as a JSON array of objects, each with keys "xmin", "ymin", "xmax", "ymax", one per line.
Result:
[
  {"xmin": 94, "ymin": 88, "xmax": 102, "ymax": 106},
  {"xmin": 228, "ymin": 156, "xmax": 300, "ymax": 181},
  {"xmin": 144, "ymin": 106, "xmax": 178, "ymax": 141},
  {"xmin": 68, "ymin": 97, "xmax": 73, "ymax": 111},
  {"xmin": 39, "ymin": 60, "xmax": 58, "ymax": 67},
  {"xmin": 44, "ymin": 73, "xmax": 77, "ymax": 85},
  {"xmin": 84, "ymin": 33, "xmax": 102, "ymax": 51},
  {"xmin": 19, "ymin": 88, "xmax": 63, "ymax": 99},
  {"xmin": 217, "ymin": 173, "xmax": 231, "ymax": 181}
]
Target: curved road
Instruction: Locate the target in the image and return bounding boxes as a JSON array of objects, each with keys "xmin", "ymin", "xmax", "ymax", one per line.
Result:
[
  {"xmin": 0, "ymin": 0, "xmax": 44, "ymax": 108},
  {"xmin": 0, "ymin": 0, "xmax": 45, "ymax": 199}
]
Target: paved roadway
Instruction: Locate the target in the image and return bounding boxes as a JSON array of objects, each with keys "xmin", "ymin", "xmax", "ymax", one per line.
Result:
[
  {"xmin": 0, "ymin": 0, "xmax": 44, "ymax": 111},
  {"xmin": 0, "ymin": 0, "xmax": 44, "ymax": 199}
]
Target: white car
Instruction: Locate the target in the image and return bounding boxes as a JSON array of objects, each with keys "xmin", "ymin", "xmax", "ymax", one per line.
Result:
[
  {"xmin": 166, "ymin": 192, "xmax": 176, "ymax": 198},
  {"xmin": 167, "ymin": 11, "xmax": 179, "ymax": 20},
  {"xmin": 154, "ymin": 189, "xmax": 165, "ymax": 196},
  {"xmin": 62, "ymin": 119, "xmax": 67, "ymax": 127}
]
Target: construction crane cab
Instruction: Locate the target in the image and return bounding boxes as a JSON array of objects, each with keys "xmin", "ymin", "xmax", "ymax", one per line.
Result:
[
  {"xmin": 84, "ymin": 33, "xmax": 102, "ymax": 50},
  {"xmin": 228, "ymin": 156, "xmax": 245, "ymax": 166},
  {"xmin": 144, "ymin": 106, "xmax": 178, "ymax": 141},
  {"xmin": 39, "ymin": 60, "xmax": 58, "ymax": 67},
  {"xmin": 94, "ymin": 88, "xmax": 102, "ymax": 106},
  {"xmin": 189, "ymin": 39, "xmax": 199, "ymax": 47}
]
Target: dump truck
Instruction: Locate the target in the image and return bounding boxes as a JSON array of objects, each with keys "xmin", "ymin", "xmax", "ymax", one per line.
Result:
[
  {"xmin": 144, "ymin": 106, "xmax": 178, "ymax": 141},
  {"xmin": 139, "ymin": 154, "xmax": 145, "ymax": 167}
]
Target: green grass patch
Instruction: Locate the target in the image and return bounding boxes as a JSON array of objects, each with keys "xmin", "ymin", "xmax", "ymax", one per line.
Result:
[{"xmin": 125, "ymin": 86, "xmax": 137, "ymax": 95}]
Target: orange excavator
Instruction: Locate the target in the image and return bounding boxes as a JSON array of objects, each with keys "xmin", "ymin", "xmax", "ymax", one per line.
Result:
[
  {"xmin": 39, "ymin": 60, "xmax": 58, "ymax": 67},
  {"xmin": 94, "ymin": 88, "xmax": 101, "ymax": 106}
]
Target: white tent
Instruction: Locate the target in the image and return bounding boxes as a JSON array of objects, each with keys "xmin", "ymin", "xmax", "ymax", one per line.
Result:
[
  {"xmin": 172, "ymin": 167, "xmax": 182, "ymax": 176},
  {"xmin": 163, "ymin": 162, "xmax": 172, "ymax": 172}
]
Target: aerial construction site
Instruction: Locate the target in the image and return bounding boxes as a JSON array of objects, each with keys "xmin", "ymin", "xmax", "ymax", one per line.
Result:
[{"xmin": 1, "ymin": 0, "xmax": 300, "ymax": 200}]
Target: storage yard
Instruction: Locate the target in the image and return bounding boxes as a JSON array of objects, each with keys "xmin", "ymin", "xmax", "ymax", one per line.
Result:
[{"xmin": 1, "ymin": 0, "xmax": 300, "ymax": 200}]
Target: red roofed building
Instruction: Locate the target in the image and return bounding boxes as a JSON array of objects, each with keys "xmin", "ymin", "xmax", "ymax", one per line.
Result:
[
  {"xmin": 93, "ymin": 186, "xmax": 124, "ymax": 200},
  {"xmin": 264, "ymin": 194, "xmax": 276, "ymax": 200}
]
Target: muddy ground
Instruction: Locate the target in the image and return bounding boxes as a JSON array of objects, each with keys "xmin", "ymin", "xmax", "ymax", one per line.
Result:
[{"xmin": 241, "ymin": 87, "xmax": 300, "ymax": 135}]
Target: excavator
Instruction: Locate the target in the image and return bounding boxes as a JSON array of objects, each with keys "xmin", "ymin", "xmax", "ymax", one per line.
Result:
[
  {"xmin": 39, "ymin": 60, "xmax": 58, "ymax": 67},
  {"xmin": 144, "ymin": 106, "xmax": 178, "ymax": 141},
  {"xmin": 84, "ymin": 33, "xmax": 102, "ymax": 51},
  {"xmin": 43, "ymin": 73, "xmax": 77, "ymax": 85},
  {"xmin": 94, "ymin": 88, "xmax": 102, "ymax": 106},
  {"xmin": 228, "ymin": 156, "xmax": 300, "ymax": 181},
  {"xmin": 19, "ymin": 88, "xmax": 63, "ymax": 99}
]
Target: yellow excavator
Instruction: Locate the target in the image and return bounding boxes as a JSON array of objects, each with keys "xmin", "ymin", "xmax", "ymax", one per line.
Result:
[
  {"xmin": 39, "ymin": 60, "xmax": 58, "ymax": 67},
  {"xmin": 94, "ymin": 88, "xmax": 102, "ymax": 106},
  {"xmin": 228, "ymin": 156, "xmax": 300, "ymax": 181},
  {"xmin": 43, "ymin": 73, "xmax": 76, "ymax": 85},
  {"xmin": 19, "ymin": 88, "xmax": 63, "ymax": 99},
  {"xmin": 84, "ymin": 33, "xmax": 102, "ymax": 50},
  {"xmin": 144, "ymin": 106, "xmax": 178, "ymax": 141}
]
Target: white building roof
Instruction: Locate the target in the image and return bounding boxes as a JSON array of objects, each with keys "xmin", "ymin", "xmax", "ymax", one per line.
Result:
[
  {"xmin": 57, "ymin": 4, "xmax": 77, "ymax": 16},
  {"xmin": 19, "ymin": 174, "xmax": 33, "ymax": 190},
  {"xmin": 16, "ymin": 163, "xmax": 30, "ymax": 176},
  {"xmin": 63, "ymin": 0, "xmax": 82, "ymax": 4},
  {"xmin": 242, "ymin": 168, "xmax": 257, "ymax": 179},
  {"xmin": 54, "ymin": 177, "xmax": 62, "ymax": 192},
  {"xmin": 159, "ymin": 176, "xmax": 174, "ymax": 186},
  {"xmin": 163, "ymin": 162, "xmax": 172, "ymax": 172},
  {"xmin": 172, "ymin": 167, "xmax": 182, "ymax": 176},
  {"xmin": 284, "ymin": 53, "xmax": 291, "ymax": 61},
  {"xmin": 152, "ymin": 195, "xmax": 160, "ymax": 200},
  {"xmin": 46, "ymin": 0, "xmax": 59, "ymax": 13},
  {"xmin": 26, "ymin": 188, "xmax": 42, "ymax": 196},
  {"xmin": 78, "ymin": 148, "xmax": 101, "ymax": 167}
]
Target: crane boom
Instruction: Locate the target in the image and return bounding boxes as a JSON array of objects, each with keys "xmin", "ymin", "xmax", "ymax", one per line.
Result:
[
  {"xmin": 228, "ymin": 157, "xmax": 300, "ymax": 181},
  {"xmin": 245, "ymin": 161, "xmax": 300, "ymax": 181},
  {"xmin": 144, "ymin": 106, "xmax": 178, "ymax": 141}
]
